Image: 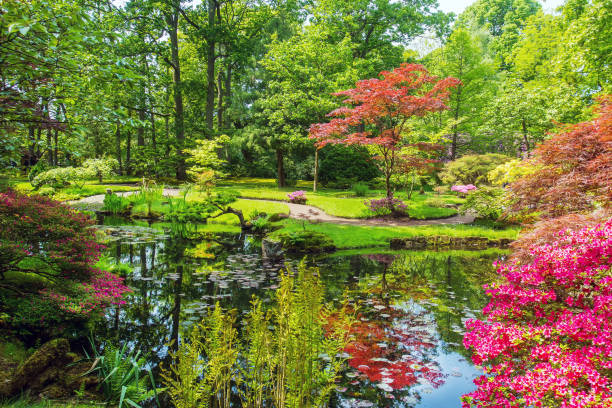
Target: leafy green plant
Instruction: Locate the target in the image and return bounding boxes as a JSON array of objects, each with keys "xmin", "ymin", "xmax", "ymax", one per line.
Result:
[
  {"xmin": 351, "ymin": 182, "xmax": 369, "ymax": 197},
  {"xmin": 162, "ymin": 263, "xmax": 352, "ymax": 408},
  {"xmin": 131, "ymin": 179, "xmax": 164, "ymax": 217},
  {"xmin": 102, "ymin": 193, "xmax": 131, "ymax": 215},
  {"xmin": 440, "ymin": 154, "xmax": 513, "ymax": 185},
  {"xmin": 250, "ymin": 214, "xmax": 271, "ymax": 233},
  {"xmin": 461, "ymin": 186, "xmax": 508, "ymax": 221},
  {"xmin": 85, "ymin": 339, "xmax": 160, "ymax": 408}
]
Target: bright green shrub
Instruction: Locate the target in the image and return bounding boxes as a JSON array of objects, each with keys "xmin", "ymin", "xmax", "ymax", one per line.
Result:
[
  {"xmin": 351, "ymin": 182, "xmax": 369, "ymax": 197},
  {"xmin": 441, "ymin": 154, "xmax": 513, "ymax": 185},
  {"xmin": 460, "ymin": 186, "xmax": 508, "ymax": 221},
  {"xmin": 82, "ymin": 157, "xmax": 119, "ymax": 182},
  {"xmin": 31, "ymin": 167, "xmax": 79, "ymax": 189},
  {"xmin": 487, "ymin": 159, "xmax": 539, "ymax": 185}
]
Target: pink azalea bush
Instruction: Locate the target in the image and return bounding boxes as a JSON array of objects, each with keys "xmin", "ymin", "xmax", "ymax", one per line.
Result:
[
  {"xmin": 451, "ymin": 184, "xmax": 477, "ymax": 194},
  {"xmin": 0, "ymin": 190, "xmax": 130, "ymax": 332},
  {"xmin": 287, "ymin": 190, "xmax": 307, "ymax": 204},
  {"xmin": 462, "ymin": 219, "xmax": 612, "ymax": 408}
]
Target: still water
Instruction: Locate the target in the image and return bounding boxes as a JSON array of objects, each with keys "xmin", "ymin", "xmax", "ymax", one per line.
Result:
[{"xmin": 95, "ymin": 219, "xmax": 501, "ymax": 407}]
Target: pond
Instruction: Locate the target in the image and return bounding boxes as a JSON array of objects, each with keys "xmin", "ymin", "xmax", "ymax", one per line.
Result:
[{"xmin": 94, "ymin": 218, "xmax": 503, "ymax": 408}]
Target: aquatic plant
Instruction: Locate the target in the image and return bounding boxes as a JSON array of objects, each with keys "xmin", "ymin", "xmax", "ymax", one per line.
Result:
[
  {"xmin": 463, "ymin": 219, "xmax": 612, "ymax": 408},
  {"xmin": 161, "ymin": 262, "xmax": 352, "ymax": 408},
  {"xmin": 102, "ymin": 192, "xmax": 130, "ymax": 214}
]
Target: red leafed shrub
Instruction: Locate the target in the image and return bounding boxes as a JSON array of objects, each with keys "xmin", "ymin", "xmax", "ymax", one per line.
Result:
[
  {"xmin": 508, "ymin": 95, "xmax": 611, "ymax": 221},
  {"xmin": 0, "ymin": 190, "xmax": 130, "ymax": 333},
  {"xmin": 462, "ymin": 219, "xmax": 612, "ymax": 408}
]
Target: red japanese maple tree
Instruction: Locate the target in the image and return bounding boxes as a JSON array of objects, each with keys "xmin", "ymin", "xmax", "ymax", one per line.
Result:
[
  {"xmin": 309, "ymin": 63, "xmax": 459, "ymax": 197},
  {"xmin": 508, "ymin": 95, "xmax": 611, "ymax": 221},
  {"xmin": 507, "ymin": 95, "xmax": 612, "ymax": 260}
]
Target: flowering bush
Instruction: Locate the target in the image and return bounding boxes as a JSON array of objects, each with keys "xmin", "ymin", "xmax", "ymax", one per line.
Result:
[
  {"xmin": 0, "ymin": 190, "xmax": 130, "ymax": 334},
  {"xmin": 287, "ymin": 190, "xmax": 307, "ymax": 204},
  {"xmin": 460, "ymin": 186, "xmax": 507, "ymax": 221},
  {"xmin": 364, "ymin": 195, "xmax": 407, "ymax": 217},
  {"xmin": 462, "ymin": 219, "xmax": 612, "ymax": 408},
  {"xmin": 451, "ymin": 184, "xmax": 477, "ymax": 194}
]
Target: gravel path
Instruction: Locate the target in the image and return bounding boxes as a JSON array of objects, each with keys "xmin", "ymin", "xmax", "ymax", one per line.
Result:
[{"xmin": 69, "ymin": 189, "xmax": 475, "ymax": 226}]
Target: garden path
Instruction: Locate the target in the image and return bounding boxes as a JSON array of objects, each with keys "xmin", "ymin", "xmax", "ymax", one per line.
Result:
[{"xmin": 69, "ymin": 188, "xmax": 475, "ymax": 226}]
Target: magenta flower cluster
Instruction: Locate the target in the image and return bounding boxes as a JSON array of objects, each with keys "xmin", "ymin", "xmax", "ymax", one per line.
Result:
[
  {"xmin": 0, "ymin": 189, "xmax": 131, "ymax": 322},
  {"xmin": 451, "ymin": 184, "xmax": 477, "ymax": 194},
  {"xmin": 287, "ymin": 190, "xmax": 307, "ymax": 204},
  {"xmin": 462, "ymin": 219, "xmax": 612, "ymax": 408},
  {"xmin": 364, "ymin": 196, "xmax": 407, "ymax": 217}
]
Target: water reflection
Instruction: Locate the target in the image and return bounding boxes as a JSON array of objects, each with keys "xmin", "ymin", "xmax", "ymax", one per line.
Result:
[{"xmin": 95, "ymin": 220, "xmax": 501, "ymax": 407}]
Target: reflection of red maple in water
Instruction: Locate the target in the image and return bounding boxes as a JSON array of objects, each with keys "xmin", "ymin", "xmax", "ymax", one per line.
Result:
[{"xmin": 344, "ymin": 303, "xmax": 445, "ymax": 391}]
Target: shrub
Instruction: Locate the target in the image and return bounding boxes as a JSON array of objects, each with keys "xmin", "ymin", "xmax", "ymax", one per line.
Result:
[
  {"xmin": 287, "ymin": 190, "xmax": 307, "ymax": 204},
  {"xmin": 441, "ymin": 154, "xmax": 513, "ymax": 185},
  {"xmin": 364, "ymin": 195, "xmax": 407, "ymax": 217},
  {"xmin": 318, "ymin": 144, "xmax": 380, "ymax": 184},
  {"xmin": 451, "ymin": 184, "xmax": 477, "ymax": 195},
  {"xmin": 460, "ymin": 186, "xmax": 507, "ymax": 221},
  {"xmin": 82, "ymin": 157, "xmax": 119, "ymax": 182},
  {"xmin": 37, "ymin": 186, "xmax": 55, "ymax": 196},
  {"xmin": 488, "ymin": 159, "xmax": 538, "ymax": 186},
  {"xmin": 351, "ymin": 182, "xmax": 369, "ymax": 197},
  {"xmin": 463, "ymin": 219, "xmax": 612, "ymax": 408},
  {"xmin": 0, "ymin": 190, "xmax": 130, "ymax": 336},
  {"xmin": 275, "ymin": 230, "xmax": 335, "ymax": 253},
  {"xmin": 31, "ymin": 167, "xmax": 76, "ymax": 189}
]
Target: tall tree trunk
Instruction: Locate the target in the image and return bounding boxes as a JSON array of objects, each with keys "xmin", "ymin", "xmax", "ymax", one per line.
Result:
[
  {"xmin": 116, "ymin": 122, "xmax": 123, "ymax": 176},
  {"xmin": 47, "ymin": 129, "xmax": 53, "ymax": 165},
  {"xmin": 313, "ymin": 148, "xmax": 319, "ymax": 192},
  {"xmin": 27, "ymin": 126, "xmax": 35, "ymax": 169},
  {"xmin": 205, "ymin": 0, "xmax": 216, "ymax": 133},
  {"xmin": 53, "ymin": 129, "xmax": 58, "ymax": 165},
  {"xmin": 276, "ymin": 148, "xmax": 285, "ymax": 187},
  {"xmin": 217, "ymin": 68, "xmax": 224, "ymax": 129},
  {"xmin": 145, "ymin": 58, "xmax": 157, "ymax": 152},
  {"xmin": 450, "ymin": 86, "xmax": 462, "ymax": 160},
  {"xmin": 137, "ymin": 108, "xmax": 146, "ymax": 147},
  {"xmin": 167, "ymin": 12, "xmax": 186, "ymax": 179},
  {"xmin": 126, "ymin": 110, "xmax": 132, "ymax": 176},
  {"xmin": 223, "ymin": 64, "xmax": 231, "ymax": 129}
]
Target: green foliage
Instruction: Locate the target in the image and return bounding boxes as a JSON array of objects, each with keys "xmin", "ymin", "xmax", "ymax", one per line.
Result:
[
  {"xmin": 32, "ymin": 167, "xmax": 80, "ymax": 189},
  {"xmin": 275, "ymin": 230, "xmax": 336, "ymax": 253},
  {"xmin": 351, "ymin": 183, "xmax": 370, "ymax": 197},
  {"xmin": 162, "ymin": 263, "xmax": 352, "ymax": 408},
  {"xmin": 440, "ymin": 154, "xmax": 513, "ymax": 185},
  {"xmin": 424, "ymin": 197, "xmax": 448, "ymax": 208},
  {"xmin": 86, "ymin": 340, "xmax": 159, "ymax": 408},
  {"xmin": 487, "ymin": 159, "xmax": 538, "ymax": 185},
  {"xmin": 82, "ymin": 158, "xmax": 119, "ymax": 182},
  {"xmin": 461, "ymin": 186, "xmax": 508, "ymax": 221},
  {"xmin": 319, "ymin": 145, "xmax": 380, "ymax": 185},
  {"xmin": 102, "ymin": 193, "xmax": 131, "ymax": 215}
]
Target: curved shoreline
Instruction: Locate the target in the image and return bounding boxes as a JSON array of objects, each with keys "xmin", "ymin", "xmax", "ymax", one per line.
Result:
[{"xmin": 68, "ymin": 189, "xmax": 475, "ymax": 227}]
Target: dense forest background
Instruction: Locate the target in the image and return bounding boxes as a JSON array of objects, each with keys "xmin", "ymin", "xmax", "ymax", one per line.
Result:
[{"xmin": 2, "ymin": 0, "xmax": 610, "ymax": 185}]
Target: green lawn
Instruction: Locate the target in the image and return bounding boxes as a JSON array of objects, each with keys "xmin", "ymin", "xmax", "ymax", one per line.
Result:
[
  {"xmin": 216, "ymin": 178, "xmax": 462, "ymax": 220},
  {"xmin": 269, "ymin": 219, "xmax": 519, "ymax": 249}
]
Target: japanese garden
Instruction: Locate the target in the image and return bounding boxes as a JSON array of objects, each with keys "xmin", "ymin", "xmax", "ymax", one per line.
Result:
[{"xmin": 0, "ymin": 0, "xmax": 610, "ymax": 407}]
